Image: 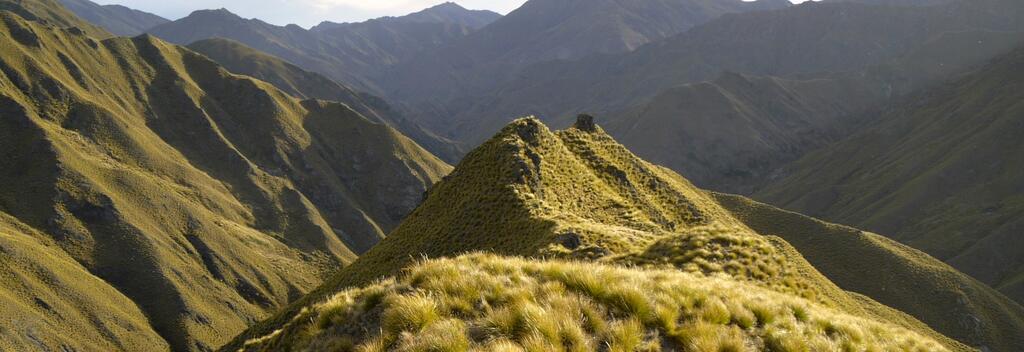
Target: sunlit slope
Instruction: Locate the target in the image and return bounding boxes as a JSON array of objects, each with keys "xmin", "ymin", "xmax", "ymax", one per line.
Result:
[
  {"xmin": 241, "ymin": 254, "xmax": 950, "ymax": 352},
  {"xmin": 714, "ymin": 193, "xmax": 1024, "ymax": 352},
  {"xmin": 755, "ymin": 46, "xmax": 1024, "ymax": 306},
  {"xmin": 224, "ymin": 117, "xmax": 975, "ymax": 351},
  {"xmin": 0, "ymin": 212, "xmax": 169, "ymax": 351},
  {"xmin": 0, "ymin": 6, "xmax": 449, "ymax": 350},
  {"xmin": 0, "ymin": 0, "xmax": 107, "ymax": 37}
]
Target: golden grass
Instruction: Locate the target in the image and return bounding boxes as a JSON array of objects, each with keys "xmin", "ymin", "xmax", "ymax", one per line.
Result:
[
  {"xmin": 0, "ymin": 5, "xmax": 451, "ymax": 350},
  {"xmin": 241, "ymin": 254, "xmax": 950, "ymax": 352},
  {"xmin": 223, "ymin": 118, "xmax": 974, "ymax": 352}
]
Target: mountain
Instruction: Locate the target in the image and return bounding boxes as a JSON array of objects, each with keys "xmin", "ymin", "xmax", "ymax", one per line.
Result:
[
  {"xmin": 0, "ymin": 1, "xmax": 450, "ymax": 350},
  {"xmin": 225, "ymin": 117, "xmax": 1024, "ymax": 352},
  {"xmin": 59, "ymin": 0, "xmax": 168, "ymax": 36},
  {"xmin": 599, "ymin": 28, "xmax": 1024, "ymax": 194},
  {"xmin": 755, "ymin": 46, "xmax": 1024, "ymax": 306},
  {"xmin": 426, "ymin": 0, "xmax": 1024, "ymax": 145},
  {"xmin": 392, "ymin": 0, "xmax": 1024, "ymax": 199},
  {"xmin": 186, "ymin": 38, "xmax": 464, "ymax": 161},
  {"xmin": 603, "ymin": 71, "xmax": 888, "ymax": 194},
  {"xmin": 0, "ymin": 212, "xmax": 169, "ymax": 351},
  {"xmin": 0, "ymin": 0, "xmax": 108, "ymax": 37},
  {"xmin": 147, "ymin": 5, "xmax": 490, "ymax": 93},
  {"xmin": 311, "ymin": 2, "xmax": 500, "ymax": 31},
  {"xmin": 376, "ymin": 0, "xmax": 791, "ymax": 108}
]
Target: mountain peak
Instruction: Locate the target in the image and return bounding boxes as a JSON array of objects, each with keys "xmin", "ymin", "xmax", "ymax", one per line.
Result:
[{"xmin": 188, "ymin": 8, "xmax": 241, "ymax": 19}]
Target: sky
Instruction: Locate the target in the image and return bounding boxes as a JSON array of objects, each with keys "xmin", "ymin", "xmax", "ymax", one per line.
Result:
[{"xmin": 93, "ymin": 0, "xmax": 529, "ymax": 28}]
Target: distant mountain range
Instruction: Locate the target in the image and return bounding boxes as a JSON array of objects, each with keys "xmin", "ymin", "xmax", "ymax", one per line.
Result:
[
  {"xmin": 146, "ymin": 3, "xmax": 500, "ymax": 94},
  {"xmin": 58, "ymin": 0, "xmax": 167, "ymax": 36},
  {"xmin": 311, "ymin": 2, "xmax": 500, "ymax": 32}
]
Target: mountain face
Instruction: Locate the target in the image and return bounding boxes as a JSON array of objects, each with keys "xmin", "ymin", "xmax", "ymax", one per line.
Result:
[
  {"xmin": 756, "ymin": 46, "xmax": 1024, "ymax": 306},
  {"xmin": 0, "ymin": 2, "xmax": 450, "ymax": 350},
  {"xmin": 376, "ymin": 0, "xmax": 790, "ymax": 107},
  {"xmin": 311, "ymin": 2, "xmax": 501, "ymax": 31},
  {"xmin": 58, "ymin": 0, "xmax": 168, "ymax": 36},
  {"xmin": 0, "ymin": 212, "xmax": 169, "ymax": 351},
  {"xmin": 225, "ymin": 117, "xmax": 1024, "ymax": 352},
  {"xmin": 146, "ymin": 5, "xmax": 491, "ymax": 93},
  {"xmin": 603, "ymin": 71, "xmax": 888, "ymax": 194},
  {"xmin": 186, "ymin": 38, "xmax": 464, "ymax": 162},
  {"xmin": 598, "ymin": 28, "xmax": 1024, "ymax": 194},
  {"xmin": 428, "ymin": 0, "xmax": 1024, "ymax": 146}
]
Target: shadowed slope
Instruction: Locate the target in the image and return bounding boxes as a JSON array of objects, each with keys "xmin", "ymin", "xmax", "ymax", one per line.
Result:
[
  {"xmin": 0, "ymin": 212, "xmax": 169, "ymax": 351},
  {"xmin": 58, "ymin": 0, "xmax": 167, "ymax": 36},
  {"xmin": 756, "ymin": 46, "xmax": 1024, "ymax": 306},
  {"xmin": 147, "ymin": 6, "xmax": 487, "ymax": 93},
  {"xmin": 186, "ymin": 37, "xmax": 464, "ymax": 162},
  {"xmin": 426, "ymin": 0, "xmax": 1024, "ymax": 148},
  {"xmin": 0, "ymin": 5, "xmax": 450, "ymax": 350},
  {"xmin": 224, "ymin": 117, "xmax": 982, "ymax": 352}
]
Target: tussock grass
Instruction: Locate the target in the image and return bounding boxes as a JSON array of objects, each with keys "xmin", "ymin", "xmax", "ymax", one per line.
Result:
[{"xmin": 242, "ymin": 254, "xmax": 949, "ymax": 352}]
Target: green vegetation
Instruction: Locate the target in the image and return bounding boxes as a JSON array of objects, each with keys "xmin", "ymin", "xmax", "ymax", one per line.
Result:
[
  {"xmin": 241, "ymin": 254, "xmax": 950, "ymax": 352},
  {"xmin": 186, "ymin": 37, "xmax": 465, "ymax": 162},
  {"xmin": 224, "ymin": 117, "xmax": 980, "ymax": 352},
  {"xmin": 0, "ymin": 2, "xmax": 450, "ymax": 350},
  {"xmin": 0, "ymin": 212, "xmax": 168, "ymax": 351},
  {"xmin": 715, "ymin": 193, "xmax": 1024, "ymax": 352}
]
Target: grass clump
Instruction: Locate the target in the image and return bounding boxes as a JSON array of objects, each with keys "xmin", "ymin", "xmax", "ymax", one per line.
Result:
[{"xmin": 241, "ymin": 254, "xmax": 951, "ymax": 352}]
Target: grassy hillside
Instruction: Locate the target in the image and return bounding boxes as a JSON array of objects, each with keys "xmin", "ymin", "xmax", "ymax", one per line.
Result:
[
  {"xmin": 222, "ymin": 117, "xmax": 1020, "ymax": 352},
  {"xmin": 186, "ymin": 38, "xmax": 464, "ymax": 162},
  {"xmin": 0, "ymin": 3, "xmax": 450, "ymax": 350},
  {"xmin": 0, "ymin": 211, "xmax": 168, "ymax": 351},
  {"xmin": 241, "ymin": 254, "xmax": 949, "ymax": 352},
  {"xmin": 0, "ymin": 0, "xmax": 107, "ymax": 37},
  {"xmin": 714, "ymin": 193, "xmax": 1024, "ymax": 352},
  {"xmin": 756, "ymin": 46, "xmax": 1024, "ymax": 306},
  {"xmin": 59, "ymin": 0, "xmax": 167, "ymax": 36}
]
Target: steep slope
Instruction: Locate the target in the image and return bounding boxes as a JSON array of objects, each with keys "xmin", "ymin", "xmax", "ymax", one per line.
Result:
[
  {"xmin": 756, "ymin": 46, "xmax": 1024, "ymax": 305},
  {"xmin": 311, "ymin": 2, "xmax": 500, "ymax": 31},
  {"xmin": 0, "ymin": 212, "xmax": 169, "ymax": 351},
  {"xmin": 226, "ymin": 117, "xmax": 1024, "ymax": 352},
  {"xmin": 425, "ymin": 0, "xmax": 1024, "ymax": 146},
  {"xmin": 599, "ymin": 27, "xmax": 1024, "ymax": 195},
  {"xmin": 0, "ymin": 0, "xmax": 108, "ymax": 37},
  {"xmin": 147, "ymin": 5, "xmax": 486, "ymax": 93},
  {"xmin": 604, "ymin": 71, "xmax": 887, "ymax": 194},
  {"xmin": 186, "ymin": 38, "xmax": 464, "ymax": 162},
  {"xmin": 0, "ymin": 5, "xmax": 449, "ymax": 351},
  {"xmin": 59, "ymin": 0, "xmax": 168, "ymax": 36},
  {"xmin": 378, "ymin": 0, "xmax": 789, "ymax": 107},
  {"xmin": 714, "ymin": 193, "xmax": 1024, "ymax": 352}
]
